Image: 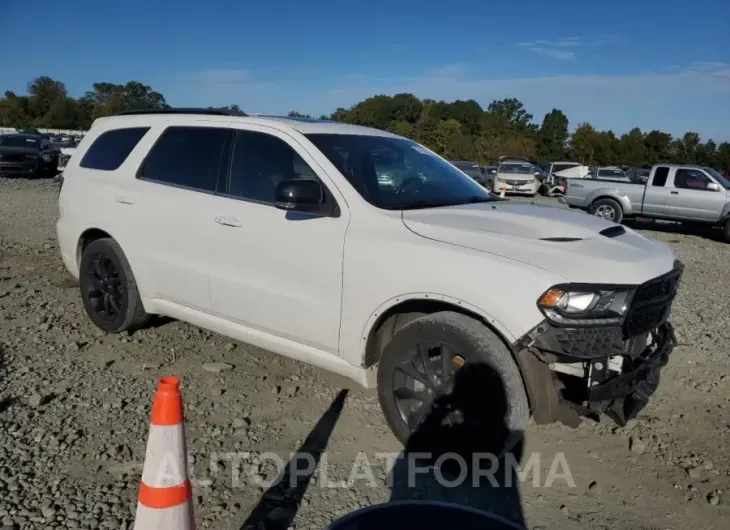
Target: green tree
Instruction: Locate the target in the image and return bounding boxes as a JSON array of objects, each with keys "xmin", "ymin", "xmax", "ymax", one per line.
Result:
[
  {"xmin": 538, "ymin": 109, "xmax": 569, "ymax": 161},
  {"xmin": 618, "ymin": 128, "xmax": 647, "ymax": 167}
]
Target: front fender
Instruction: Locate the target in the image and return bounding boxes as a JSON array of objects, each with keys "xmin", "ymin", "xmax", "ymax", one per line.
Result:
[{"xmin": 360, "ymin": 292, "xmax": 519, "ymax": 354}]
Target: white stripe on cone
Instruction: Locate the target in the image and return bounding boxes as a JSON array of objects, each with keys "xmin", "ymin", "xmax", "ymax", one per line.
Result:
[
  {"xmin": 140, "ymin": 424, "xmax": 188, "ymax": 488},
  {"xmin": 135, "ymin": 501, "xmax": 196, "ymax": 530},
  {"xmin": 499, "ymin": 186, "xmax": 506, "ymax": 198}
]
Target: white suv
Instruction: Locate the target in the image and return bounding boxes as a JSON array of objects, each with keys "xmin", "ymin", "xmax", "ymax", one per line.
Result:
[{"xmin": 57, "ymin": 109, "xmax": 682, "ymax": 448}]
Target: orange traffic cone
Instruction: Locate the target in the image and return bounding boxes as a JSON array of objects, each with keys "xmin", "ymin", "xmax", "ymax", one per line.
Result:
[
  {"xmin": 134, "ymin": 376, "xmax": 196, "ymax": 530},
  {"xmin": 499, "ymin": 185, "xmax": 506, "ymax": 199}
]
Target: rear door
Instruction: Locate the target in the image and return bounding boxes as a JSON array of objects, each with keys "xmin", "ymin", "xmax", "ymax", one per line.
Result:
[
  {"xmin": 640, "ymin": 166, "xmax": 670, "ymax": 216},
  {"xmin": 663, "ymin": 168, "xmax": 726, "ymax": 221},
  {"xmin": 133, "ymin": 122, "xmax": 233, "ymax": 311}
]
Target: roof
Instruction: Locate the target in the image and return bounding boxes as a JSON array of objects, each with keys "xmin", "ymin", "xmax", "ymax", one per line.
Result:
[{"xmin": 104, "ymin": 108, "xmax": 400, "ymax": 138}]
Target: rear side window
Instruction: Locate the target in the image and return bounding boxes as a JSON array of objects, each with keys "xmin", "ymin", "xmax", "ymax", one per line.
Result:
[
  {"xmin": 80, "ymin": 127, "xmax": 149, "ymax": 171},
  {"xmin": 138, "ymin": 126, "xmax": 232, "ymax": 192},
  {"xmin": 652, "ymin": 166, "xmax": 669, "ymax": 187}
]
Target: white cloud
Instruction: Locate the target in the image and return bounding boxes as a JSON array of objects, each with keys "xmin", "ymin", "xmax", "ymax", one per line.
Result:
[{"xmin": 526, "ymin": 47, "xmax": 576, "ymax": 60}]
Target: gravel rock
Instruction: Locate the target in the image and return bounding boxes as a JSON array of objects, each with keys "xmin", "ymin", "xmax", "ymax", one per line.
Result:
[
  {"xmin": 202, "ymin": 362, "xmax": 234, "ymax": 374},
  {"xmin": 2, "ymin": 180, "xmax": 730, "ymax": 530}
]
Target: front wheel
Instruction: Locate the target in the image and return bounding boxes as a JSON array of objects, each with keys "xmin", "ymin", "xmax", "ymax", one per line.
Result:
[
  {"xmin": 723, "ymin": 218, "xmax": 730, "ymax": 243},
  {"xmin": 590, "ymin": 198, "xmax": 623, "ymax": 224},
  {"xmin": 377, "ymin": 312, "xmax": 529, "ymax": 457}
]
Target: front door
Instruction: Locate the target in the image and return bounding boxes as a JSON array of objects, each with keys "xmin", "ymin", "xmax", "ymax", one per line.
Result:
[{"xmin": 208, "ymin": 125, "xmax": 348, "ymax": 353}]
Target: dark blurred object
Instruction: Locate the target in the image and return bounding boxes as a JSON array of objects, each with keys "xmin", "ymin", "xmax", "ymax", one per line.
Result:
[{"xmin": 327, "ymin": 500, "xmax": 528, "ymax": 530}]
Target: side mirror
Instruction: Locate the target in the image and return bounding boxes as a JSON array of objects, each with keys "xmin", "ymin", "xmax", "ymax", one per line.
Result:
[
  {"xmin": 707, "ymin": 182, "xmax": 721, "ymax": 192},
  {"xmin": 274, "ymin": 179, "xmax": 330, "ymax": 214},
  {"xmin": 490, "ymin": 169, "xmax": 497, "ymax": 174}
]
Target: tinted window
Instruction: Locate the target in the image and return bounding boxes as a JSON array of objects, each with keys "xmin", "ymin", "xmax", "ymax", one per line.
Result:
[
  {"xmin": 0, "ymin": 135, "xmax": 40, "ymax": 148},
  {"xmin": 597, "ymin": 168, "xmax": 626, "ymax": 179},
  {"xmin": 227, "ymin": 131, "xmax": 320, "ymax": 203},
  {"xmin": 80, "ymin": 127, "xmax": 149, "ymax": 171},
  {"xmin": 307, "ymin": 134, "xmax": 490, "ymax": 210},
  {"xmin": 674, "ymin": 169, "xmax": 713, "ymax": 190},
  {"xmin": 139, "ymin": 126, "xmax": 231, "ymax": 192},
  {"xmin": 652, "ymin": 166, "xmax": 669, "ymax": 187}
]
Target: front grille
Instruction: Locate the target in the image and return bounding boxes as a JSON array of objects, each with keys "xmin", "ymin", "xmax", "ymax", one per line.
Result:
[
  {"xmin": 503, "ymin": 179, "xmax": 532, "ymax": 186},
  {"xmin": 623, "ymin": 261, "xmax": 683, "ymax": 337},
  {"xmin": 0, "ymin": 154, "xmax": 27, "ymax": 163}
]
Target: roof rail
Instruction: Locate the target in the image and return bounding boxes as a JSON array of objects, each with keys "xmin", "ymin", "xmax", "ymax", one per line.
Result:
[{"xmin": 115, "ymin": 108, "xmax": 248, "ymax": 117}]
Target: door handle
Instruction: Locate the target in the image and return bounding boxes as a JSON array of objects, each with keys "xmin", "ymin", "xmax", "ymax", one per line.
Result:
[
  {"xmin": 115, "ymin": 196, "xmax": 136, "ymax": 205},
  {"xmin": 670, "ymin": 191, "xmax": 679, "ymax": 195},
  {"xmin": 215, "ymin": 216, "xmax": 242, "ymax": 227}
]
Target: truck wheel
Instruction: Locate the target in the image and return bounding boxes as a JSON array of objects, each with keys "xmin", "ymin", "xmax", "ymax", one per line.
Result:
[
  {"xmin": 377, "ymin": 311, "xmax": 529, "ymax": 457},
  {"xmin": 723, "ymin": 219, "xmax": 730, "ymax": 243},
  {"xmin": 79, "ymin": 238, "xmax": 150, "ymax": 333},
  {"xmin": 590, "ymin": 198, "xmax": 623, "ymax": 224}
]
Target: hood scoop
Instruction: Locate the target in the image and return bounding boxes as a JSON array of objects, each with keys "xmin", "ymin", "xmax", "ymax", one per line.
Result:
[{"xmin": 600, "ymin": 226, "xmax": 626, "ymax": 238}]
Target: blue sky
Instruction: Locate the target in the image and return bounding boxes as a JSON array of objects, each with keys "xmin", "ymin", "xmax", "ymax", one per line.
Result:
[{"xmin": 2, "ymin": 0, "xmax": 729, "ymax": 140}]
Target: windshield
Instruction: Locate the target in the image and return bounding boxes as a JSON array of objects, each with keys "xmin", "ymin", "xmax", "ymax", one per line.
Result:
[
  {"xmin": 704, "ymin": 167, "xmax": 730, "ymax": 189},
  {"xmin": 0, "ymin": 135, "xmax": 39, "ymax": 148},
  {"xmin": 498, "ymin": 163, "xmax": 533, "ymax": 174},
  {"xmin": 306, "ymin": 134, "xmax": 492, "ymax": 210}
]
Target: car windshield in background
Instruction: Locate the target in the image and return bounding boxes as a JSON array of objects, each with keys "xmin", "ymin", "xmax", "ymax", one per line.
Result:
[
  {"xmin": 499, "ymin": 163, "xmax": 533, "ymax": 174},
  {"xmin": 705, "ymin": 167, "xmax": 730, "ymax": 189},
  {"xmin": 306, "ymin": 134, "xmax": 492, "ymax": 210},
  {"xmin": 0, "ymin": 135, "xmax": 39, "ymax": 148}
]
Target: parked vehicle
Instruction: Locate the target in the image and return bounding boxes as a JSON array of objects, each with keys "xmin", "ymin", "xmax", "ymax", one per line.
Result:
[
  {"xmin": 588, "ymin": 167, "xmax": 630, "ymax": 181},
  {"xmin": 57, "ymin": 108, "xmax": 683, "ymax": 450},
  {"xmin": 562, "ymin": 164, "xmax": 730, "ymax": 241},
  {"xmin": 0, "ymin": 133, "xmax": 59, "ymax": 178},
  {"xmin": 493, "ymin": 161, "xmax": 539, "ymax": 196},
  {"xmin": 626, "ymin": 167, "xmax": 650, "ymax": 184},
  {"xmin": 540, "ymin": 161, "xmax": 586, "ymax": 196},
  {"xmin": 481, "ymin": 165, "xmax": 497, "ymax": 190},
  {"xmin": 450, "ymin": 160, "xmax": 486, "ymax": 187}
]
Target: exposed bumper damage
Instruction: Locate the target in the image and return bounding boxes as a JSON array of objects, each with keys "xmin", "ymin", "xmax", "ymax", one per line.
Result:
[{"xmin": 515, "ymin": 263, "xmax": 682, "ymax": 427}]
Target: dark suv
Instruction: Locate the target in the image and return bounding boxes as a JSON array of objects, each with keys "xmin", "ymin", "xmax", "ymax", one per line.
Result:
[
  {"xmin": 450, "ymin": 160, "xmax": 486, "ymax": 187},
  {"xmin": 0, "ymin": 133, "xmax": 59, "ymax": 178}
]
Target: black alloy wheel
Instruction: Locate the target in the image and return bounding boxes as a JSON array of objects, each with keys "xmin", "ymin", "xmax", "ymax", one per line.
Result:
[
  {"xmin": 85, "ymin": 252, "xmax": 124, "ymax": 322},
  {"xmin": 392, "ymin": 340, "xmax": 467, "ymax": 432}
]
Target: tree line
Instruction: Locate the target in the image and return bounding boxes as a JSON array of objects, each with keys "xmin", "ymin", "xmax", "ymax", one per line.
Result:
[{"xmin": 1, "ymin": 76, "xmax": 728, "ymax": 169}]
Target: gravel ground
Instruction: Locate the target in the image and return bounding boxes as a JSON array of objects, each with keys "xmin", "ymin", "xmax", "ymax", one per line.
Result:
[{"xmin": 1, "ymin": 177, "xmax": 729, "ymax": 530}]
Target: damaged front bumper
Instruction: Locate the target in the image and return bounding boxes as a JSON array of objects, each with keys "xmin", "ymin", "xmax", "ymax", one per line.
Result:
[
  {"xmin": 515, "ymin": 263, "xmax": 682, "ymax": 428},
  {"xmin": 516, "ymin": 321, "xmax": 676, "ymax": 427}
]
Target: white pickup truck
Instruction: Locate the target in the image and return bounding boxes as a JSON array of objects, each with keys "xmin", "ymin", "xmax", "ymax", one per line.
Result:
[{"xmin": 563, "ymin": 164, "xmax": 730, "ymax": 241}]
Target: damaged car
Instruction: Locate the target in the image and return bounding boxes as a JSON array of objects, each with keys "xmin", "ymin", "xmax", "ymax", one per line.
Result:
[{"xmin": 57, "ymin": 109, "xmax": 683, "ymax": 451}]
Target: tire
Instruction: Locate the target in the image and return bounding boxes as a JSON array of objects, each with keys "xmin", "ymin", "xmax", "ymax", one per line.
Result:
[
  {"xmin": 590, "ymin": 197, "xmax": 623, "ymax": 224},
  {"xmin": 377, "ymin": 311, "xmax": 529, "ymax": 457},
  {"xmin": 723, "ymin": 218, "xmax": 730, "ymax": 243},
  {"xmin": 79, "ymin": 238, "xmax": 150, "ymax": 333}
]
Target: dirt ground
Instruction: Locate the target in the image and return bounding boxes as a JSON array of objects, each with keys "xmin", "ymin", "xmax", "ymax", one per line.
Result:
[{"xmin": 0, "ymin": 177, "xmax": 729, "ymax": 530}]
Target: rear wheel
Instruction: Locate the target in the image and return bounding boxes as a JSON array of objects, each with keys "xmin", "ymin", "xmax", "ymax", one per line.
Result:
[
  {"xmin": 79, "ymin": 238, "xmax": 150, "ymax": 333},
  {"xmin": 377, "ymin": 312, "xmax": 529, "ymax": 457},
  {"xmin": 590, "ymin": 198, "xmax": 623, "ymax": 224}
]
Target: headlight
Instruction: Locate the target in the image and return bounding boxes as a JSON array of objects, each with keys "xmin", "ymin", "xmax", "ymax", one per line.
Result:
[{"xmin": 537, "ymin": 286, "xmax": 634, "ymax": 326}]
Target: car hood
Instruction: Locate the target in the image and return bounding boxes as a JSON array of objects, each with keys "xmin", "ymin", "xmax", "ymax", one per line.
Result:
[
  {"xmin": 402, "ymin": 202, "xmax": 676, "ymax": 284},
  {"xmin": 0, "ymin": 146, "xmax": 39, "ymax": 155}
]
